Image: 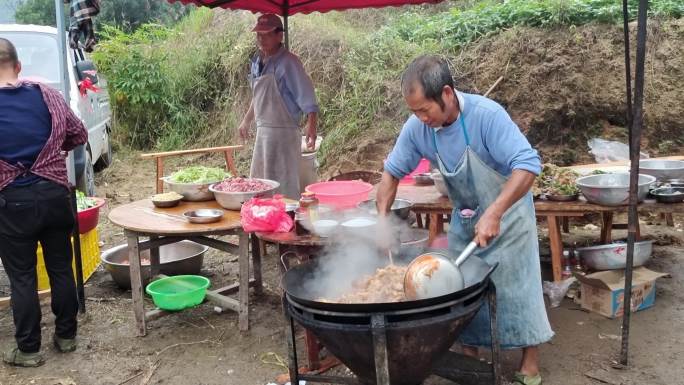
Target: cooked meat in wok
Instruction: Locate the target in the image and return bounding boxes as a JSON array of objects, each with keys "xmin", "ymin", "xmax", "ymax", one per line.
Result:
[{"xmin": 325, "ymin": 264, "xmax": 408, "ymax": 303}]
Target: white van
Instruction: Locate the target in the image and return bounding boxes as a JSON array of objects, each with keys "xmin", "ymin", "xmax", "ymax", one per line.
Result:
[{"xmin": 0, "ymin": 24, "xmax": 112, "ymax": 195}]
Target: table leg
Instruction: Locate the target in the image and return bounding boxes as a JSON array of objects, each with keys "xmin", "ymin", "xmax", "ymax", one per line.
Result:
[
  {"xmin": 547, "ymin": 216, "xmax": 563, "ymax": 282},
  {"xmin": 665, "ymin": 213, "xmax": 674, "ymax": 227},
  {"xmin": 251, "ymin": 234, "xmax": 263, "ymax": 296},
  {"xmin": 149, "ymin": 235, "xmax": 160, "ymax": 277},
  {"xmin": 238, "ymin": 231, "xmax": 250, "ymax": 331},
  {"xmin": 428, "ymin": 213, "xmax": 442, "ymax": 245},
  {"xmin": 125, "ymin": 230, "xmax": 146, "ymax": 336},
  {"xmin": 562, "ymin": 217, "xmax": 570, "ymax": 234},
  {"xmin": 601, "ymin": 212, "xmax": 613, "ymax": 244}
]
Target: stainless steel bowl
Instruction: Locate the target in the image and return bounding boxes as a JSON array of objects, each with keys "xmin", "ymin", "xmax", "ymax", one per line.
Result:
[
  {"xmin": 209, "ymin": 179, "xmax": 280, "ymax": 210},
  {"xmin": 650, "ymin": 187, "xmax": 684, "ymax": 203},
  {"xmin": 639, "ymin": 159, "xmax": 684, "ymax": 181},
  {"xmin": 546, "ymin": 193, "xmax": 579, "ymax": 202},
  {"xmin": 183, "ymin": 209, "xmax": 224, "ymax": 224},
  {"xmin": 431, "ymin": 172, "xmax": 449, "ymax": 196},
  {"xmin": 161, "ymin": 176, "xmax": 216, "ymax": 202},
  {"xmin": 577, "ymin": 240, "xmax": 653, "ymax": 270},
  {"xmin": 576, "ymin": 173, "xmax": 655, "ymax": 206},
  {"xmin": 100, "ymin": 241, "xmax": 208, "ymax": 289},
  {"xmin": 356, "ymin": 198, "xmax": 413, "ymax": 220},
  {"xmin": 665, "ymin": 179, "xmax": 684, "ymax": 188}
]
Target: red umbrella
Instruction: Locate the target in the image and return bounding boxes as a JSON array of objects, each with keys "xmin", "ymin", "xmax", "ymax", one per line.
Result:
[
  {"xmin": 170, "ymin": 0, "xmax": 442, "ymax": 15},
  {"xmin": 169, "ymin": 0, "xmax": 444, "ymax": 46}
]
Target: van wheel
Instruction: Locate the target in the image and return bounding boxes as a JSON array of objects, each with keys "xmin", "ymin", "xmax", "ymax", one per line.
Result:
[
  {"xmin": 77, "ymin": 150, "xmax": 96, "ymax": 196},
  {"xmin": 95, "ymin": 128, "xmax": 113, "ymax": 171}
]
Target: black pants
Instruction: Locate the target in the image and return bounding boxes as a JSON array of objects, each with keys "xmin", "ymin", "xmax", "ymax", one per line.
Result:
[{"xmin": 0, "ymin": 180, "xmax": 78, "ymax": 353}]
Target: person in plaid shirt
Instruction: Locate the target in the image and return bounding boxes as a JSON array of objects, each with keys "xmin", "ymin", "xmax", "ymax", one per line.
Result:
[{"xmin": 0, "ymin": 38, "xmax": 87, "ymax": 367}]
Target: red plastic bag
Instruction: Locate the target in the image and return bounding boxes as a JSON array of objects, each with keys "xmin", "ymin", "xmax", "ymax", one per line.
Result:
[{"xmin": 240, "ymin": 195, "xmax": 293, "ymax": 233}]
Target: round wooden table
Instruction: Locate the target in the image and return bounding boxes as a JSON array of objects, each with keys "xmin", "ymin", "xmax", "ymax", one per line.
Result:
[{"xmin": 109, "ymin": 199, "xmax": 259, "ymax": 335}]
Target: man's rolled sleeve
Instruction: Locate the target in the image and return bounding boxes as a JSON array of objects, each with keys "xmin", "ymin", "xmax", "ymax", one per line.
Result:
[
  {"xmin": 284, "ymin": 56, "xmax": 319, "ymax": 114},
  {"xmin": 486, "ymin": 108, "xmax": 541, "ymax": 176},
  {"xmin": 384, "ymin": 121, "xmax": 422, "ymax": 180}
]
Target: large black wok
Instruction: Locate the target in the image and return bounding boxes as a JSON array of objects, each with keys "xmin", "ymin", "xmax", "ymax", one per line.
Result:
[
  {"xmin": 282, "ymin": 252, "xmax": 497, "ymax": 385},
  {"xmin": 282, "ymin": 250, "xmax": 497, "ymax": 312}
]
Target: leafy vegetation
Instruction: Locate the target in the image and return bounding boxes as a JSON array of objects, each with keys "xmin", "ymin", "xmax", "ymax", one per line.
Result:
[
  {"xmin": 15, "ymin": 0, "xmax": 189, "ymax": 31},
  {"xmin": 91, "ymin": 0, "xmax": 684, "ymax": 171}
]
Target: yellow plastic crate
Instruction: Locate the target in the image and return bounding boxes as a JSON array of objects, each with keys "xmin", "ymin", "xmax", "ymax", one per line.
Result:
[{"xmin": 36, "ymin": 228, "xmax": 101, "ymax": 291}]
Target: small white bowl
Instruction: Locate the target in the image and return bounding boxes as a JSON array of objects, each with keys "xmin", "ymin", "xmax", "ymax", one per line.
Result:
[{"xmin": 312, "ymin": 219, "xmax": 339, "ymax": 237}]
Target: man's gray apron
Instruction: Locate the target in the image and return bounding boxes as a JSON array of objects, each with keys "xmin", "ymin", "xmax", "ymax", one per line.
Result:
[
  {"xmin": 433, "ymin": 114, "xmax": 553, "ymax": 349},
  {"xmin": 250, "ymin": 70, "xmax": 301, "ymax": 199}
]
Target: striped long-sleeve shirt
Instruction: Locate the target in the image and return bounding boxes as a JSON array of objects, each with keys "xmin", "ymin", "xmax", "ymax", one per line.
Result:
[{"xmin": 0, "ymin": 80, "xmax": 88, "ymax": 191}]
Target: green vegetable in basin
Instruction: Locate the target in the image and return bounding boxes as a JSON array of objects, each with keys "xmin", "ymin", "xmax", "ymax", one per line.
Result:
[
  {"xmin": 169, "ymin": 166, "xmax": 230, "ymax": 184},
  {"xmin": 76, "ymin": 190, "xmax": 97, "ymax": 212}
]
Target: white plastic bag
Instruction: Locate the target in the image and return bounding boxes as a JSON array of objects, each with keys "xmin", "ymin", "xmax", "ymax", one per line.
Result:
[
  {"xmin": 587, "ymin": 138, "xmax": 649, "ymax": 163},
  {"xmin": 543, "ymin": 278, "xmax": 577, "ymax": 308}
]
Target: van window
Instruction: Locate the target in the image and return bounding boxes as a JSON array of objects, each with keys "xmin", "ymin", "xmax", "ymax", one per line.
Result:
[{"xmin": 0, "ymin": 32, "xmax": 61, "ymax": 87}]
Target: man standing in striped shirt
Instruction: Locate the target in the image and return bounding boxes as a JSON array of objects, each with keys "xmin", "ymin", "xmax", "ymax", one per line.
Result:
[{"xmin": 0, "ymin": 38, "xmax": 87, "ymax": 367}]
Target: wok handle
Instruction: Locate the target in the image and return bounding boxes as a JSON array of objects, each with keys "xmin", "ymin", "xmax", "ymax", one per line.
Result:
[
  {"xmin": 454, "ymin": 241, "xmax": 478, "ymax": 267},
  {"xmin": 280, "ymin": 251, "xmax": 300, "ymax": 271}
]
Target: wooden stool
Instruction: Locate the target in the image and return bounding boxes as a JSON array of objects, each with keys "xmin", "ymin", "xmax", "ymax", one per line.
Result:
[{"xmin": 141, "ymin": 145, "xmax": 242, "ymax": 193}]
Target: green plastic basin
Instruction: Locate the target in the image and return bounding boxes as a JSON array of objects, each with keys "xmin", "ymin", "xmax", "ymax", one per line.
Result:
[{"xmin": 145, "ymin": 275, "xmax": 210, "ymax": 311}]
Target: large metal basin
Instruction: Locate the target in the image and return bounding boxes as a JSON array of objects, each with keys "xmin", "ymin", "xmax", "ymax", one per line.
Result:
[
  {"xmin": 100, "ymin": 241, "xmax": 208, "ymax": 289},
  {"xmin": 357, "ymin": 198, "xmax": 413, "ymax": 220},
  {"xmin": 576, "ymin": 173, "xmax": 655, "ymax": 206},
  {"xmin": 639, "ymin": 159, "xmax": 684, "ymax": 181},
  {"xmin": 577, "ymin": 240, "xmax": 653, "ymax": 270},
  {"xmin": 209, "ymin": 179, "xmax": 280, "ymax": 210}
]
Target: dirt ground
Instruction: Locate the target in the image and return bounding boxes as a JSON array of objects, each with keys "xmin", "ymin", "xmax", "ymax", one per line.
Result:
[{"xmin": 1, "ymin": 152, "xmax": 683, "ymax": 385}]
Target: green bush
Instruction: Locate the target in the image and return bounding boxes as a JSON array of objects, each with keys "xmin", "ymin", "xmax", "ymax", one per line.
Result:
[{"xmin": 93, "ymin": 0, "xmax": 683, "ymax": 162}]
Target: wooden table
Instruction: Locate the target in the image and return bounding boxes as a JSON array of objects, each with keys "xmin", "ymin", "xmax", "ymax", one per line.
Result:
[
  {"xmin": 109, "ymin": 199, "xmax": 259, "ymax": 336},
  {"xmin": 379, "ymin": 184, "xmax": 684, "ymax": 282}
]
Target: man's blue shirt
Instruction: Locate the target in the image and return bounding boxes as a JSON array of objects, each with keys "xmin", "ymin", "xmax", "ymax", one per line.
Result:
[{"xmin": 385, "ymin": 92, "xmax": 541, "ymax": 179}]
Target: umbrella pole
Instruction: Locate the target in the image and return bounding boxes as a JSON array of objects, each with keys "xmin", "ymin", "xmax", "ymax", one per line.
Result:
[
  {"xmin": 621, "ymin": 0, "xmax": 633, "ymax": 128},
  {"xmin": 283, "ymin": 2, "xmax": 290, "ymax": 50},
  {"xmin": 620, "ymin": 0, "xmax": 649, "ymax": 366}
]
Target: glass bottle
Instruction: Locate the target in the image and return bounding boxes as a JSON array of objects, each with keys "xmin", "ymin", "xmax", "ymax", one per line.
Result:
[
  {"xmin": 561, "ymin": 250, "xmax": 573, "ymax": 280},
  {"xmin": 572, "ymin": 249, "xmax": 585, "ymax": 275}
]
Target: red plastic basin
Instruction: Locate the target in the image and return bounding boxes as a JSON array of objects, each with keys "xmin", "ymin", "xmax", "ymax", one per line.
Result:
[
  {"xmin": 77, "ymin": 197, "xmax": 106, "ymax": 234},
  {"xmin": 305, "ymin": 181, "xmax": 373, "ymax": 210}
]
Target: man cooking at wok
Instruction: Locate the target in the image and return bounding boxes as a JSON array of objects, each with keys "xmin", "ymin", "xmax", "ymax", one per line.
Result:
[{"xmin": 376, "ymin": 55, "xmax": 553, "ymax": 385}]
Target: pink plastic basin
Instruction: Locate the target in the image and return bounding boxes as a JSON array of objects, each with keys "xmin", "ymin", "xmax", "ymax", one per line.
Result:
[
  {"xmin": 400, "ymin": 158, "xmax": 431, "ymax": 185},
  {"xmin": 305, "ymin": 181, "xmax": 373, "ymax": 210}
]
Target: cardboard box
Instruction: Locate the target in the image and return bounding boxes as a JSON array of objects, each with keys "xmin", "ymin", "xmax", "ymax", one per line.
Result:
[{"xmin": 576, "ymin": 267, "xmax": 668, "ymax": 318}]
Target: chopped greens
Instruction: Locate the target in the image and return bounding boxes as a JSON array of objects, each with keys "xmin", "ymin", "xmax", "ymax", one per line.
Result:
[
  {"xmin": 533, "ymin": 164, "xmax": 580, "ymax": 197},
  {"xmin": 76, "ymin": 190, "xmax": 97, "ymax": 211},
  {"xmin": 169, "ymin": 166, "xmax": 230, "ymax": 184}
]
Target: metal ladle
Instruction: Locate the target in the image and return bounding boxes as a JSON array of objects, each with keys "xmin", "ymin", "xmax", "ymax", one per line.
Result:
[{"xmin": 403, "ymin": 240, "xmax": 478, "ymax": 300}]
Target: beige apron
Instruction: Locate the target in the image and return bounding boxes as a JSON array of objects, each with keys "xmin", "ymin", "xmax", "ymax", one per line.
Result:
[{"xmin": 250, "ymin": 71, "xmax": 301, "ymax": 199}]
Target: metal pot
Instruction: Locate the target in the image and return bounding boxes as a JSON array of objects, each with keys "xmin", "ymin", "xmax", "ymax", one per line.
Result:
[
  {"xmin": 650, "ymin": 186, "xmax": 684, "ymax": 203},
  {"xmin": 356, "ymin": 198, "xmax": 413, "ymax": 220},
  {"xmin": 576, "ymin": 240, "xmax": 653, "ymax": 270},
  {"xmin": 100, "ymin": 241, "xmax": 208, "ymax": 289},
  {"xmin": 576, "ymin": 173, "xmax": 655, "ymax": 206},
  {"xmin": 209, "ymin": 179, "xmax": 280, "ymax": 210},
  {"xmin": 639, "ymin": 159, "xmax": 684, "ymax": 181}
]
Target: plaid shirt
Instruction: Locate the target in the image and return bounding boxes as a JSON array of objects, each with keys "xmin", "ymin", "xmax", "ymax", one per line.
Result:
[
  {"xmin": 0, "ymin": 81, "xmax": 88, "ymax": 191},
  {"xmin": 69, "ymin": 0, "xmax": 100, "ymax": 23}
]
